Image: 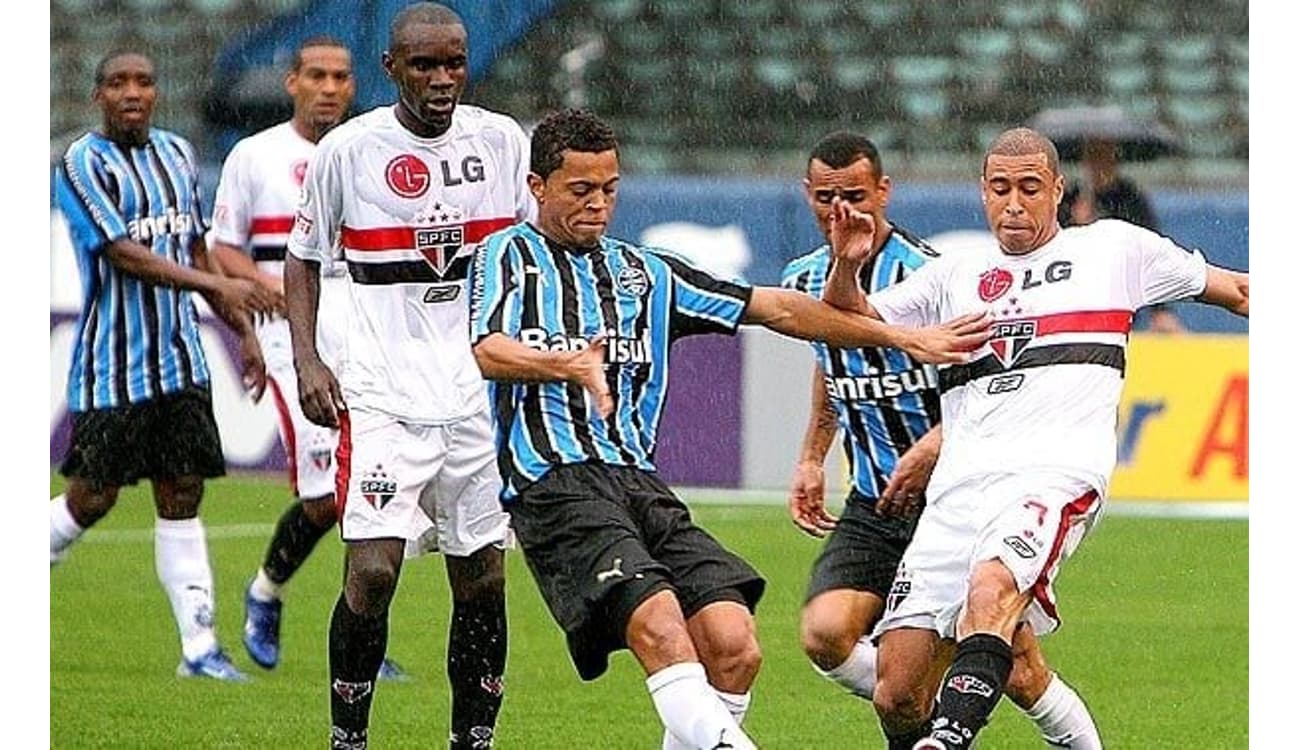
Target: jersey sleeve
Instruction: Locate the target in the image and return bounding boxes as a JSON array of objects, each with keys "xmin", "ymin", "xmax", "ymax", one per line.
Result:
[
  {"xmin": 56, "ymin": 143, "xmax": 128, "ymax": 255},
  {"xmin": 470, "ymin": 231, "xmax": 523, "ymax": 342},
  {"xmin": 173, "ymin": 136, "xmax": 210, "ymax": 235},
  {"xmin": 652, "ymin": 249, "xmax": 754, "ymax": 339},
  {"xmin": 287, "ymin": 139, "xmax": 343, "ymax": 264},
  {"xmin": 868, "ymin": 258, "xmax": 944, "ymax": 328},
  {"xmin": 506, "ymin": 119, "xmax": 537, "ymax": 223},
  {"xmin": 210, "ymin": 140, "xmax": 252, "ymax": 249},
  {"xmin": 1116, "ymin": 220, "xmax": 1209, "ymax": 306}
]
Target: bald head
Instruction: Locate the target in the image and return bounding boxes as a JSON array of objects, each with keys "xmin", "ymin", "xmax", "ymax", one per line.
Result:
[
  {"xmin": 984, "ymin": 127, "xmax": 1060, "ymax": 177},
  {"xmin": 389, "ymin": 2, "xmax": 463, "ymax": 49}
]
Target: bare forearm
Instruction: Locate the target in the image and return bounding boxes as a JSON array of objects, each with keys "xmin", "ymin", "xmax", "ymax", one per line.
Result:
[
  {"xmin": 799, "ymin": 368, "xmax": 839, "ymax": 464},
  {"xmin": 212, "ymin": 242, "xmax": 282, "ymax": 290},
  {"xmin": 1199, "ymin": 266, "xmax": 1249, "ymax": 317},
  {"xmin": 473, "ymin": 334, "xmax": 587, "ymax": 384},
  {"xmin": 746, "ymin": 288, "xmax": 908, "ymax": 350},
  {"xmin": 822, "ymin": 258, "xmax": 869, "ymax": 314},
  {"xmin": 285, "ymin": 254, "xmax": 323, "ymax": 364},
  {"xmin": 106, "ymin": 239, "xmax": 219, "ymax": 295}
]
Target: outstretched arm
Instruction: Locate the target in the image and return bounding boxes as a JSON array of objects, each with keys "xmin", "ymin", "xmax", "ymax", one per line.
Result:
[
  {"xmin": 789, "ymin": 365, "xmax": 840, "ymax": 537},
  {"xmin": 1199, "ymin": 266, "xmax": 1249, "ymax": 317},
  {"xmin": 285, "ymin": 253, "xmax": 343, "ymax": 427},
  {"xmin": 473, "ymin": 333, "xmax": 613, "ymax": 418}
]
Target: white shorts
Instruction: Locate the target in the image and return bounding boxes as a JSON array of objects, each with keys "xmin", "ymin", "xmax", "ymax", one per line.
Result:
[
  {"xmin": 259, "ymin": 277, "xmax": 348, "ymax": 500},
  {"xmin": 335, "ymin": 406, "xmax": 509, "ymax": 558},
  {"xmin": 875, "ymin": 470, "xmax": 1104, "ymax": 640}
]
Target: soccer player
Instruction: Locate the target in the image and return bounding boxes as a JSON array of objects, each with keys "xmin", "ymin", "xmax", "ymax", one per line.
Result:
[
  {"xmin": 783, "ymin": 131, "xmax": 1102, "ymax": 748},
  {"xmin": 51, "ymin": 50, "xmax": 277, "ymax": 680},
  {"xmin": 468, "ymin": 108, "xmax": 990, "ymax": 750},
  {"xmin": 819, "ymin": 127, "xmax": 1248, "ymax": 750},
  {"xmin": 285, "ymin": 5, "xmax": 534, "ymax": 748},
  {"xmin": 208, "ymin": 35, "xmax": 404, "ymax": 681}
]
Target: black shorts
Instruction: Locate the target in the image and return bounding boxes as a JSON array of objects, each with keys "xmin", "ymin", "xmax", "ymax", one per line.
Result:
[
  {"xmin": 60, "ymin": 385, "xmax": 226, "ymax": 488},
  {"xmin": 804, "ymin": 491, "xmax": 920, "ymax": 603},
  {"xmin": 507, "ymin": 462, "xmax": 766, "ymax": 680}
]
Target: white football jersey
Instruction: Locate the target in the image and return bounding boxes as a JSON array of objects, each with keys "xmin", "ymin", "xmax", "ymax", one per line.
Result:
[
  {"xmin": 288, "ymin": 104, "xmax": 535, "ymax": 424},
  {"xmin": 870, "ymin": 219, "xmax": 1208, "ymax": 495}
]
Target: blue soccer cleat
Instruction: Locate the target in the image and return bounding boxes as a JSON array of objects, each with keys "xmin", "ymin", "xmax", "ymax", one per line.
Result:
[
  {"xmin": 378, "ymin": 656, "xmax": 411, "ymax": 682},
  {"xmin": 242, "ymin": 583, "xmax": 282, "ymax": 670},
  {"xmin": 177, "ymin": 647, "xmax": 250, "ymax": 682}
]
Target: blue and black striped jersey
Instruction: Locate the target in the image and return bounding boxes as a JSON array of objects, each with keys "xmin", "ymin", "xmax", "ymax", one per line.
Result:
[
  {"xmin": 55, "ymin": 129, "xmax": 211, "ymax": 412},
  {"xmin": 471, "ymin": 223, "xmax": 753, "ymax": 500},
  {"xmin": 781, "ymin": 227, "xmax": 942, "ymax": 502}
]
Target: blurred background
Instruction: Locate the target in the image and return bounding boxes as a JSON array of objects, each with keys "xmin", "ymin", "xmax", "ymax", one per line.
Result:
[{"xmin": 50, "ymin": 0, "xmax": 1249, "ymax": 500}]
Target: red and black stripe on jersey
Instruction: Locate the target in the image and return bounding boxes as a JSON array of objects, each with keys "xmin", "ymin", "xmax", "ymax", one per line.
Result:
[{"xmin": 341, "ymin": 217, "xmax": 515, "ymax": 284}]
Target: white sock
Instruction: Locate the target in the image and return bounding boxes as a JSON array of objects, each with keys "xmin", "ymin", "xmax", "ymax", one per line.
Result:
[
  {"xmin": 663, "ymin": 688, "xmax": 753, "ymax": 749},
  {"xmin": 249, "ymin": 568, "xmax": 282, "ymax": 603},
  {"xmin": 50, "ymin": 495, "xmax": 86, "ymax": 566},
  {"xmin": 647, "ymin": 662, "xmax": 756, "ymax": 750},
  {"xmin": 819, "ymin": 635, "xmax": 878, "ymax": 700},
  {"xmin": 1022, "ymin": 673, "xmax": 1103, "ymax": 749},
  {"xmin": 155, "ymin": 518, "xmax": 219, "ymax": 662}
]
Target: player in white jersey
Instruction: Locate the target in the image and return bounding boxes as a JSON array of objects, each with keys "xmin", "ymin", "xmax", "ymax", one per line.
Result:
[
  {"xmin": 821, "ymin": 128, "xmax": 1248, "ymax": 750},
  {"xmin": 284, "ymin": 5, "xmax": 533, "ymax": 749},
  {"xmin": 209, "ymin": 36, "xmax": 407, "ymax": 681}
]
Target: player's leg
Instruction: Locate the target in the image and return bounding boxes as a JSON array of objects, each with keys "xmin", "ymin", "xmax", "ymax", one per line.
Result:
[
  {"xmin": 433, "ymin": 408, "xmax": 511, "ymax": 748},
  {"xmin": 800, "ymin": 496, "xmax": 914, "ymax": 700},
  {"xmin": 330, "ymin": 537, "xmax": 405, "ymax": 750},
  {"xmin": 244, "ymin": 368, "xmax": 339, "ymax": 669},
  {"xmin": 627, "ymin": 469, "xmax": 766, "ymax": 749},
  {"xmin": 53, "ymin": 404, "xmax": 136, "ymax": 564},
  {"xmin": 1004, "ymin": 624, "xmax": 1103, "ymax": 748},
  {"xmin": 874, "ymin": 627, "xmax": 952, "ymax": 750},
  {"xmin": 919, "ymin": 476, "xmax": 1103, "ymax": 750},
  {"xmin": 328, "ymin": 412, "xmax": 434, "ymax": 749}
]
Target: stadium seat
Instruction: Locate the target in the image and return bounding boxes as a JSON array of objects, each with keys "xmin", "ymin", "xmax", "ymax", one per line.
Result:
[
  {"xmin": 721, "ymin": 0, "xmax": 779, "ymax": 23},
  {"xmin": 754, "ymin": 58, "xmax": 809, "ymax": 93},
  {"xmin": 591, "ymin": 0, "xmax": 642, "ymax": 23},
  {"xmin": 850, "ymin": 1, "xmax": 909, "ymax": 30},
  {"xmin": 889, "ymin": 56, "xmax": 953, "ymax": 88},
  {"xmin": 652, "ymin": 0, "xmax": 698, "ymax": 23},
  {"xmin": 1164, "ymin": 94, "xmax": 1230, "ymax": 130},
  {"xmin": 955, "ymin": 29, "xmax": 1015, "ymax": 63},
  {"xmin": 897, "ymin": 88, "xmax": 949, "ymax": 121},
  {"xmin": 1103, "ymin": 63, "xmax": 1152, "ymax": 97},
  {"xmin": 1053, "ymin": 0, "xmax": 1092, "ymax": 32},
  {"xmin": 829, "ymin": 57, "xmax": 881, "ymax": 94},
  {"xmin": 1019, "ymin": 31, "xmax": 1070, "ymax": 65},
  {"xmin": 187, "ymin": 0, "xmax": 242, "ymax": 12},
  {"xmin": 997, "ymin": 2, "xmax": 1050, "ymax": 29},
  {"xmin": 1161, "ymin": 64, "xmax": 1221, "ymax": 95},
  {"xmin": 790, "ymin": 0, "xmax": 845, "ymax": 26},
  {"xmin": 1158, "ymin": 35, "xmax": 1217, "ymax": 66}
]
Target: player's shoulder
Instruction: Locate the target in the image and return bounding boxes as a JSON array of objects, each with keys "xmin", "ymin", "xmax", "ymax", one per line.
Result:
[
  {"xmin": 314, "ymin": 106, "xmax": 390, "ymax": 154},
  {"xmin": 151, "ymin": 128, "xmax": 198, "ymax": 158},
  {"xmin": 230, "ymin": 121, "xmax": 294, "ymax": 151},
  {"xmin": 481, "ymin": 220, "xmax": 533, "ymax": 251},
  {"xmin": 456, "ymin": 104, "xmax": 527, "ymax": 135},
  {"xmin": 1063, "ymin": 218, "xmax": 1155, "ymax": 255},
  {"xmin": 886, "ymin": 225, "xmax": 942, "ymax": 266},
  {"xmin": 61, "ymin": 132, "xmax": 105, "ymax": 165},
  {"xmin": 781, "ymin": 245, "xmax": 829, "ymax": 286}
]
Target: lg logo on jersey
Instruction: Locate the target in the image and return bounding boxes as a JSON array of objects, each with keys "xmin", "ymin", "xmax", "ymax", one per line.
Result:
[
  {"xmin": 386, "ymin": 154, "xmax": 486, "ymax": 199},
  {"xmin": 979, "ymin": 261, "xmax": 1073, "ymax": 302}
]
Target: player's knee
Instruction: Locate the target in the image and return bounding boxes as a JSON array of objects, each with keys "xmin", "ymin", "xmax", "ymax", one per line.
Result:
[
  {"xmin": 448, "ymin": 546, "xmax": 505, "ymax": 602},
  {"xmin": 156, "ymin": 476, "xmax": 204, "ymax": 519},
  {"xmin": 66, "ymin": 482, "xmax": 119, "ymax": 527},
  {"xmin": 706, "ymin": 626, "xmax": 762, "ymax": 689},
  {"xmin": 626, "ymin": 602, "xmax": 695, "ymax": 665},
  {"xmin": 345, "ymin": 558, "xmax": 400, "ymax": 617},
  {"xmin": 300, "ymin": 496, "xmax": 338, "ymax": 528},
  {"xmin": 1004, "ymin": 642, "xmax": 1051, "ymax": 708},
  {"xmin": 873, "ymin": 677, "xmax": 930, "ymax": 726},
  {"xmin": 799, "ymin": 609, "xmax": 855, "ymax": 671}
]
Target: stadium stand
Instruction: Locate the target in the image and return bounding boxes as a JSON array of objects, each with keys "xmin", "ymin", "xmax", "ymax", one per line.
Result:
[{"xmin": 50, "ymin": 0, "xmax": 1248, "ymax": 180}]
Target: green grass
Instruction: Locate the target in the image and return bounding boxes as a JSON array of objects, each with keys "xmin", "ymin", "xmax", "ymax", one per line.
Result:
[{"xmin": 50, "ymin": 474, "xmax": 1247, "ymax": 748}]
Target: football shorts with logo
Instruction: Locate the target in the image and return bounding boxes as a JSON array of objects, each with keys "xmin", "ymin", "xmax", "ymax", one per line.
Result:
[
  {"xmin": 335, "ymin": 406, "xmax": 509, "ymax": 558},
  {"xmin": 875, "ymin": 470, "xmax": 1103, "ymax": 639}
]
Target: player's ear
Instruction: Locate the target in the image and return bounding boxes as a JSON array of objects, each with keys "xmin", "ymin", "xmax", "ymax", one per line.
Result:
[
  {"xmin": 284, "ymin": 70, "xmax": 297, "ymax": 97},
  {"xmin": 527, "ymin": 173, "xmax": 545, "ymax": 203},
  {"xmin": 878, "ymin": 174, "xmax": 892, "ymax": 207},
  {"xmin": 381, "ymin": 51, "xmax": 395, "ymax": 81}
]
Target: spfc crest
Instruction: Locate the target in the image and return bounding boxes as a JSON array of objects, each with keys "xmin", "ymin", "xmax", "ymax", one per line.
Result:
[
  {"xmin": 413, "ymin": 201, "xmax": 467, "ymax": 278},
  {"xmin": 359, "ymin": 465, "xmax": 397, "ymax": 510},
  {"xmin": 988, "ymin": 320, "xmax": 1037, "ymax": 367}
]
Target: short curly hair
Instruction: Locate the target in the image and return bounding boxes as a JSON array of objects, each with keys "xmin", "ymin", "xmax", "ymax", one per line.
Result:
[{"xmin": 530, "ymin": 108, "xmax": 619, "ymax": 179}]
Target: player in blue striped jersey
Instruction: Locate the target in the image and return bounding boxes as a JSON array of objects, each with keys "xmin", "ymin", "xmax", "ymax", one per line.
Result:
[
  {"xmin": 783, "ymin": 132, "xmax": 1101, "ymax": 749},
  {"xmin": 469, "ymin": 109, "xmax": 989, "ymax": 750},
  {"xmin": 50, "ymin": 51, "xmax": 277, "ymax": 682}
]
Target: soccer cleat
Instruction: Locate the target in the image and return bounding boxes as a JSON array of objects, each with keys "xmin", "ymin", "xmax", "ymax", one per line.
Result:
[
  {"xmin": 177, "ymin": 647, "xmax": 250, "ymax": 682},
  {"xmin": 242, "ymin": 583, "xmax": 282, "ymax": 669},
  {"xmin": 377, "ymin": 656, "xmax": 411, "ymax": 682}
]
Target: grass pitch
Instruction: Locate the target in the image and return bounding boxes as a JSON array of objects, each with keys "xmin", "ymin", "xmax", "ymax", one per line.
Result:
[{"xmin": 50, "ymin": 474, "xmax": 1247, "ymax": 748}]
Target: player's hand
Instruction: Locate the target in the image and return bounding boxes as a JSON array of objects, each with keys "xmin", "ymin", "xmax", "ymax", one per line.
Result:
[
  {"xmin": 215, "ymin": 276, "xmax": 279, "ymax": 318},
  {"xmin": 788, "ymin": 460, "xmax": 838, "ymax": 537},
  {"xmin": 571, "ymin": 336, "xmax": 613, "ymax": 419},
  {"xmin": 878, "ymin": 443, "xmax": 938, "ymax": 519},
  {"xmin": 297, "ymin": 356, "xmax": 345, "ymax": 428},
  {"xmin": 254, "ymin": 273, "xmax": 287, "ymax": 325},
  {"xmin": 898, "ymin": 312, "xmax": 992, "ymax": 364},
  {"xmin": 828, "ymin": 196, "xmax": 875, "ymax": 266},
  {"xmin": 239, "ymin": 331, "xmax": 267, "ymax": 403}
]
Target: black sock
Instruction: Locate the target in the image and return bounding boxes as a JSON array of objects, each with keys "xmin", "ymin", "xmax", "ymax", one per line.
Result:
[
  {"xmin": 329, "ymin": 594, "xmax": 389, "ymax": 749},
  {"xmin": 928, "ymin": 633, "xmax": 1013, "ymax": 749},
  {"xmin": 447, "ymin": 593, "xmax": 507, "ymax": 749},
  {"xmin": 262, "ymin": 501, "xmax": 333, "ymax": 585}
]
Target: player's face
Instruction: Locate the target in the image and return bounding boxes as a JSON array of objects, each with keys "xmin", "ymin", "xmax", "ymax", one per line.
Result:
[
  {"xmin": 530, "ymin": 149, "xmax": 620, "ymax": 248},
  {"xmin": 383, "ymin": 22, "xmax": 468, "ymax": 137},
  {"xmin": 804, "ymin": 157, "xmax": 890, "ymax": 242},
  {"xmin": 94, "ymin": 54, "xmax": 156, "ymax": 144},
  {"xmin": 981, "ymin": 152, "xmax": 1064, "ymax": 255},
  {"xmin": 287, "ymin": 46, "xmax": 354, "ymax": 135}
]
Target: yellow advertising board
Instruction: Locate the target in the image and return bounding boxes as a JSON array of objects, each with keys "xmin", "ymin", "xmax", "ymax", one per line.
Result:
[{"xmin": 1110, "ymin": 334, "xmax": 1248, "ymax": 501}]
